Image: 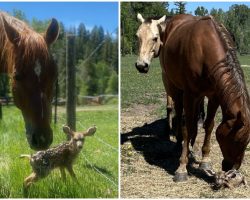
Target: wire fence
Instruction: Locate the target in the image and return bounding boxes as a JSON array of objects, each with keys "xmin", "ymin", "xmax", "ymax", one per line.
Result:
[
  {"xmin": 77, "ymin": 120, "xmax": 118, "ymax": 152},
  {"xmin": 81, "ymin": 152, "xmax": 118, "ymax": 188},
  {"xmin": 53, "ymin": 106, "xmax": 118, "ymax": 188}
]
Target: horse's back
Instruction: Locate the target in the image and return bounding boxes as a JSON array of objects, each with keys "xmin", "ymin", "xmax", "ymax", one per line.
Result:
[{"xmin": 162, "ymin": 15, "xmax": 227, "ymax": 95}]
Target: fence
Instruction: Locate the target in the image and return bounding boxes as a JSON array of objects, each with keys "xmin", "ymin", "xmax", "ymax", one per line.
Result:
[{"xmin": 55, "ymin": 109, "xmax": 118, "ymax": 188}]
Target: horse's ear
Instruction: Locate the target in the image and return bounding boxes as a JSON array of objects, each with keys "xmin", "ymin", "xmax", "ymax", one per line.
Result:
[
  {"xmin": 157, "ymin": 15, "xmax": 166, "ymax": 24},
  {"xmin": 2, "ymin": 17, "xmax": 20, "ymax": 46},
  {"xmin": 137, "ymin": 13, "xmax": 145, "ymax": 23},
  {"xmin": 44, "ymin": 18, "xmax": 59, "ymax": 45}
]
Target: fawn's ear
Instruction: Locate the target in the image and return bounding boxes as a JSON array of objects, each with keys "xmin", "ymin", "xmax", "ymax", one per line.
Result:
[
  {"xmin": 63, "ymin": 125, "xmax": 73, "ymax": 136},
  {"xmin": 83, "ymin": 126, "xmax": 96, "ymax": 137},
  {"xmin": 204, "ymin": 169, "xmax": 216, "ymax": 177}
]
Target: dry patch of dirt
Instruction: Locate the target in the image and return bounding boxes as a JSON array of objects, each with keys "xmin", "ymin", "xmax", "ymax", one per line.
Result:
[{"xmin": 121, "ymin": 104, "xmax": 250, "ymax": 198}]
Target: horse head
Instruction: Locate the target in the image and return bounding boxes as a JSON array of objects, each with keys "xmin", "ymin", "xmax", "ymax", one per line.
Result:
[
  {"xmin": 135, "ymin": 13, "xmax": 166, "ymax": 73},
  {"xmin": 3, "ymin": 17, "xmax": 59, "ymax": 150},
  {"xmin": 216, "ymin": 109, "xmax": 250, "ymax": 171}
]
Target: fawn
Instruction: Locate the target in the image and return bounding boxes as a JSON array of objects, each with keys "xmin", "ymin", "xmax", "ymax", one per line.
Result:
[
  {"xmin": 20, "ymin": 125, "xmax": 96, "ymax": 188},
  {"xmin": 204, "ymin": 169, "xmax": 247, "ymax": 189}
]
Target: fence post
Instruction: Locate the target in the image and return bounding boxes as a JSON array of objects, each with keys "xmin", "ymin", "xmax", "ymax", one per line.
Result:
[{"xmin": 66, "ymin": 33, "xmax": 76, "ymax": 132}]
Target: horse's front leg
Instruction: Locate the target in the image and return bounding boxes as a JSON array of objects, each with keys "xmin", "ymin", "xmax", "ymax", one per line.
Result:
[
  {"xmin": 199, "ymin": 97, "xmax": 219, "ymax": 170},
  {"xmin": 174, "ymin": 93, "xmax": 200, "ymax": 182}
]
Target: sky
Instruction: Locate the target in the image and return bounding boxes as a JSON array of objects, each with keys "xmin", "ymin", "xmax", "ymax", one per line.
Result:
[
  {"xmin": 0, "ymin": 2, "xmax": 118, "ymax": 34},
  {"xmin": 169, "ymin": 2, "xmax": 250, "ymax": 14}
]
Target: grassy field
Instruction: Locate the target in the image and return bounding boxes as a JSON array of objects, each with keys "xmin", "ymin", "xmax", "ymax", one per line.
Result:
[
  {"xmin": 0, "ymin": 104, "xmax": 118, "ymax": 198},
  {"xmin": 121, "ymin": 54, "xmax": 250, "ymax": 198},
  {"xmin": 121, "ymin": 55, "xmax": 165, "ymax": 108},
  {"xmin": 121, "ymin": 54, "xmax": 250, "ymax": 108}
]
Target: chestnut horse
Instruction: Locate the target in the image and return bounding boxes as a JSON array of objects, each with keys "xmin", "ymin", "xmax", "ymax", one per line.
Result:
[
  {"xmin": 0, "ymin": 12, "xmax": 59, "ymax": 150},
  {"xmin": 136, "ymin": 14, "xmax": 250, "ymax": 182}
]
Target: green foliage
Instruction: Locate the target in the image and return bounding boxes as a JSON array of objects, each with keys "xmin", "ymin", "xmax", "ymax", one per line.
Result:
[
  {"xmin": 105, "ymin": 70, "xmax": 118, "ymax": 94},
  {"xmin": 174, "ymin": 2, "xmax": 187, "ymax": 14},
  {"xmin": 121, "ymin": 2, "xmax": 250, "ymax": 56},
  {"xmin": 194, "ymin": 6, "xmax": 208, "ymax": 16},
  {"xmin": 0, "ymin": 105, "xmax": 118, "ymax": 198},
  {"xmin": 12, "ymin": 9, "xmax": 28, "ymax": 22},
  {"xmin": 0, "ymin": 74, "xmax": 10, "ymax": 97},
  {"xmin": 0, "ymin": 9, "xmax": 118, "ymax": 99},
  {"xmin": 209, "ymin": 4, "xmax": 250, "ymax": 54},
  {"xmin": 121, "ymin": 2, "xmax": 169, "ymax": 55}
]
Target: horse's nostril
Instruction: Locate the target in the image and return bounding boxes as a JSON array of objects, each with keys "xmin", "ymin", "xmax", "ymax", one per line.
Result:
[{"xmin": 29, "ymin": 129, "xmax": 53, "ymax": 150}]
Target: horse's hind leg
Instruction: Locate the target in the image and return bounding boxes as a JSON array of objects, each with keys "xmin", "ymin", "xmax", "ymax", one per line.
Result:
[
  {"xmin": 166, "ymin": 95, "xmax": 174, "ymax": 131},
  {"xmin": 198, "ymin": 97, "xmax": 205, "ymax": 123},
  {"xmin": 199, "ymin": 97, "xmax": 219, "ymax": 170},
  {"xmin": 174, "ymin": 93, "xmax": 200, "ymax": 182},
  {"xmin": 173, "ymin": 92, "xmax": 183, "ymax": 150}
]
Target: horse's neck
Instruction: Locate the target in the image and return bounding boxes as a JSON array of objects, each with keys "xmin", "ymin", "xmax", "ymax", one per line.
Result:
[{"xmin": 221, "ymin": 95, "xmax": 250, "ymax": 126}]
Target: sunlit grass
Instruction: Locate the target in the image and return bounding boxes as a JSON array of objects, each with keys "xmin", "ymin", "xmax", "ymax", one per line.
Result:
[
  {"xmin": 0, "ymin": 105, "xmax": 118, "ymax": 198},
  {"xmin": 121, "ymin": 54, "xmax": 250, "ymax": 108}
]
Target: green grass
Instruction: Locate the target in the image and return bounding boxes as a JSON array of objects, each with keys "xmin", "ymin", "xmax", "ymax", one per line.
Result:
[
  {"xmin": 121, "ymin": 54, "xmax": 250, "ymax": 108},
  {"xmin": 121, "ymin": 55, "xmax": 164, "ymax": 108},
  {"xmin": 0, "ymin": 105, "xmax": 118, "ymax": 198},
  {"xmin": 238, "ymin": 54, "xmax": 250, "ymax": 65}
]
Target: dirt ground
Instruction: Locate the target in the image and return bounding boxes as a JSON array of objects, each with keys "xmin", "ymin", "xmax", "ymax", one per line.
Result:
[{"xmin": 120, "ymin": 103, "xmax": 250, "ymax": 198}]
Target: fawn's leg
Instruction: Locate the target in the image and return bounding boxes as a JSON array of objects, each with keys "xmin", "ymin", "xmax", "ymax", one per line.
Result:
[
  {"xmin": 60, "ymin": 167, "xmax": 66, "ymax": 181},
  {"xmin": 66, "ymin": 165, "xmax": 76, "ymax": 178},
  {"xmin": 66, "ymin": 165, "xmax": 80, "ymax": 184},
  {"xmin": 24, "ymin": 172, "xmax": 40, "ymax": 188}
]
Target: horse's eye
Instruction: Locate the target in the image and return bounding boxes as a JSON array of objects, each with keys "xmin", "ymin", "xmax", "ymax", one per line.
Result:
[{"xmin": 152, "ymin": 37, "xmax": 158, "ymax": 42}]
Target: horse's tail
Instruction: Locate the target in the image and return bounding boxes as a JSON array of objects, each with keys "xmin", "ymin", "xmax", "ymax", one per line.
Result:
[{"xmin": 19, "ymin": 154, "xmax": 31, "ymax": 159}]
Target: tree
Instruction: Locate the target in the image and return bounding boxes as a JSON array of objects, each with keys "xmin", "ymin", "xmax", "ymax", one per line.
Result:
[
  {"xmin": 105, "ymin": 70, "xmax": 118, "ymax": 94},
  {"xmin": 210, "ymin": 8, "xmax": 225, "ymax": 23},
  {"xmin": 121, "ymin": 2, "xmax": 169, "ymax": 55},
  {"xmin": 76, "ymin": 23, "xmax": 89, "ymax": 61},
  {"xmin": 195, "ymin": 6, "xmax": 208, "ymax": 16},
  {"xmin": 225, "ymin": 4, "xmax": 250, "ymax": 54},
  {"xmin": 12, "ymin": 9, "xmax": 28, "ymax": 23},
  {"xmin": 174, "ymin": 2, "xmax": 186, "ymax": 14}
]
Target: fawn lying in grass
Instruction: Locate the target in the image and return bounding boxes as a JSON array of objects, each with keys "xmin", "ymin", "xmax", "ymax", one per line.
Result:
[
  {"xmin": 21, "ymin": 125, "xmax": 96, "ymax": 188},
  {"xmin": 204, "ymin": 169, "xmax": 247, "ymax": 189}
]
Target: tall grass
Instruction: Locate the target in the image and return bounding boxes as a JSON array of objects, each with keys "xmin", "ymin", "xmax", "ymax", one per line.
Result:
[{"xmin": 0, "ymin": 105, "xmax": 118, "ymax": 198}]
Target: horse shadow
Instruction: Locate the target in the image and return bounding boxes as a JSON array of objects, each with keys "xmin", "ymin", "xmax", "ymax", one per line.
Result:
[{"xmin": 121, "ymin": 117, "xmax": 214, "ymax": 184}]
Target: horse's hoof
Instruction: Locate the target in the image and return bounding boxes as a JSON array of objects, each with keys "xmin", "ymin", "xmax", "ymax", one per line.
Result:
[
  {"xmin": 173, "ymin": 172, "xmax": 188, "ymax": 182},
  {"xmin": 199, "ymin": 162, "xmax": 212, "ymax": 171}
]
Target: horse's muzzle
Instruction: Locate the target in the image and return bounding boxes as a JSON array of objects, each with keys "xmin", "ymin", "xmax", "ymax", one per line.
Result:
[
  {"xmin": 135, "ymin": 62, "xmax": 149, "ymax": 73},
  {"xmin": 26, "ymin": 125, "xmax": 53, "ymax": 150}
]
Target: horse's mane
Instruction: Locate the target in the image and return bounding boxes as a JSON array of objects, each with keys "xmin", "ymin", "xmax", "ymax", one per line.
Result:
[
  {"xmin": 209, "ymin": 16, "xmax": 250, "ymax": 113},
  {"xmin": 0, "ymin": 11, "xmax": 49, "ymax": 73}
]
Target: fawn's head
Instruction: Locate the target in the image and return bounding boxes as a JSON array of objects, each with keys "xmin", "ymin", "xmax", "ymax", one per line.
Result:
[{"xmin": 62, "ymin": 125, "xmax": 96, "ymax": 150}]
